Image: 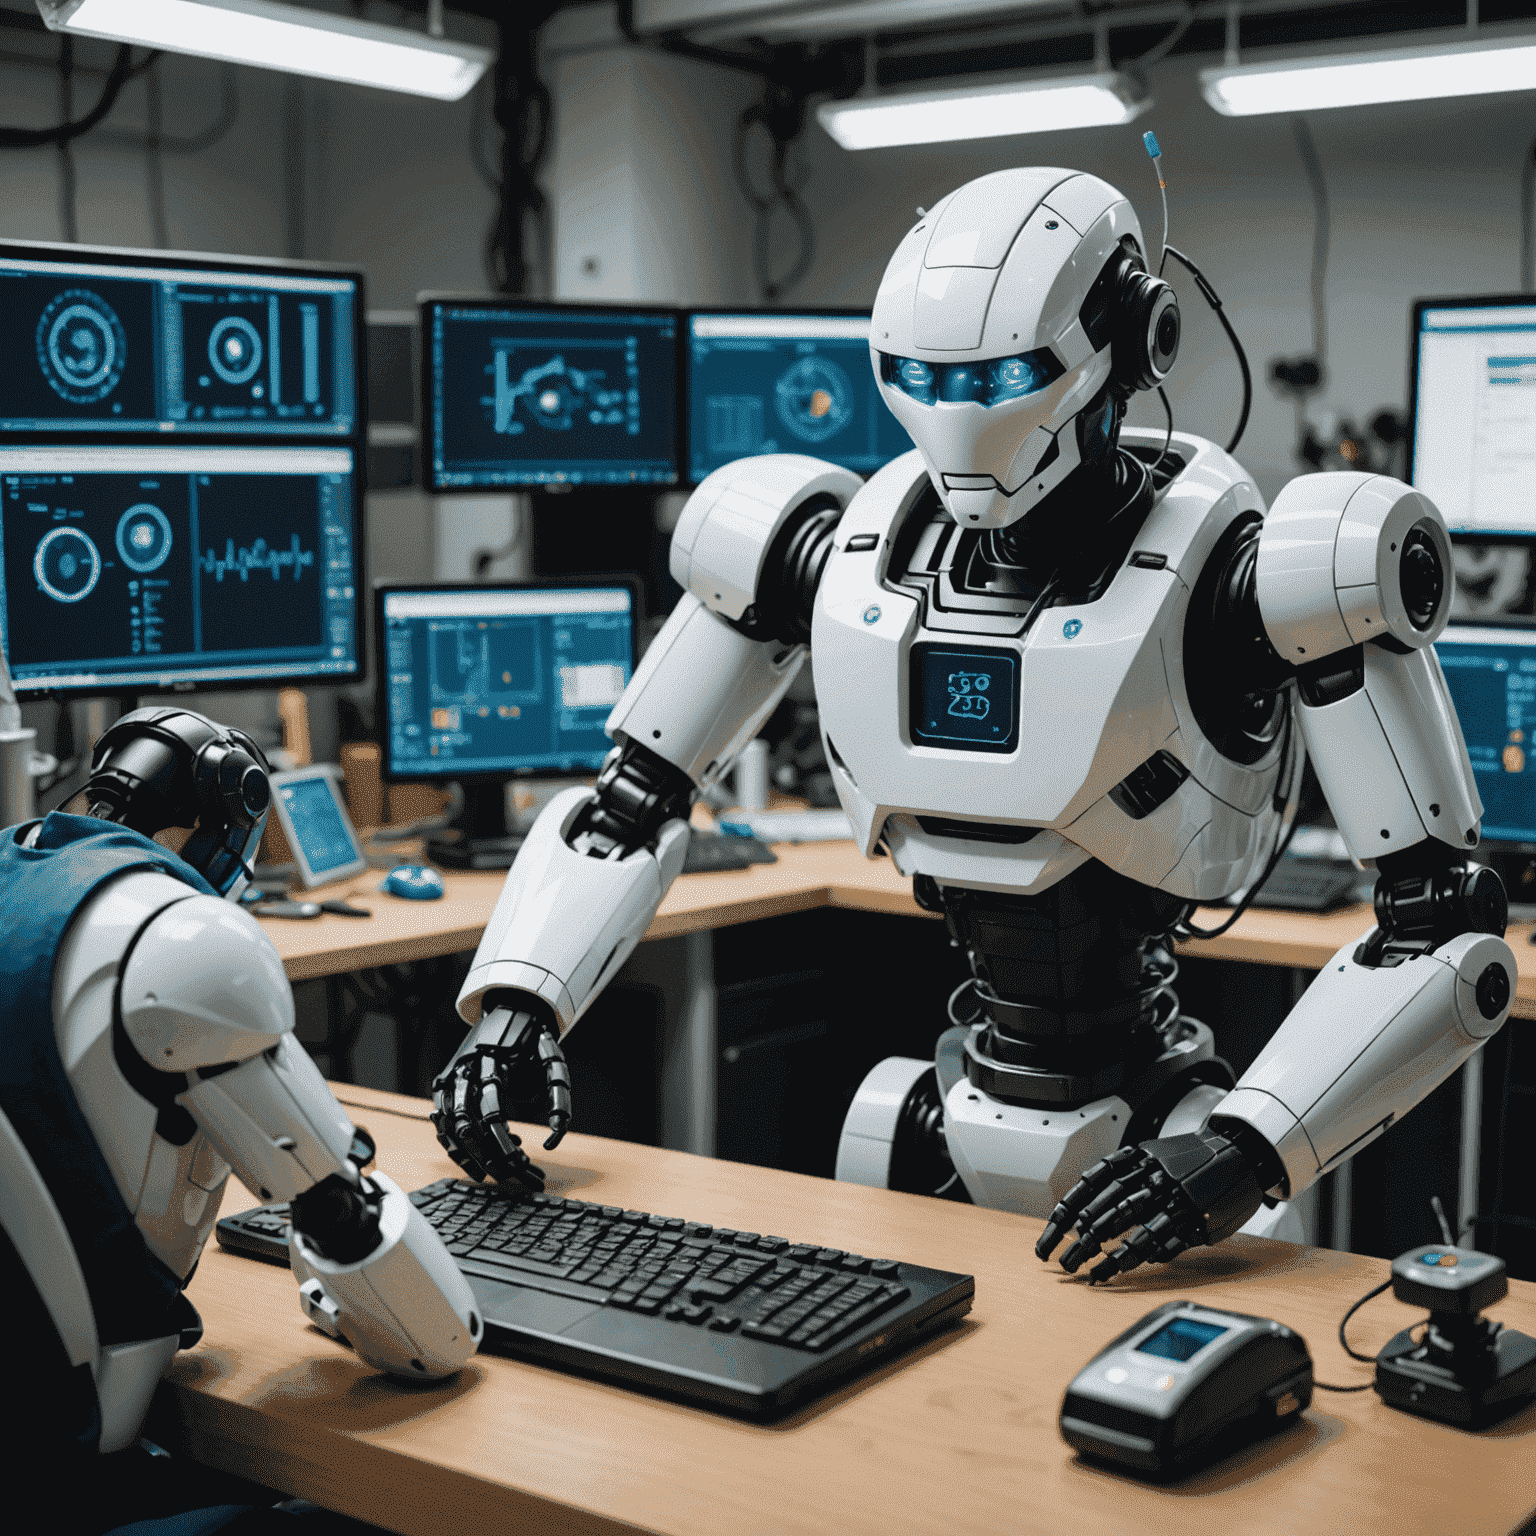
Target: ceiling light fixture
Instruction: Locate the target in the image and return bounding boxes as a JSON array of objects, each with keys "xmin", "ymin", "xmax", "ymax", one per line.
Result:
[
  {"xmin": 35, "ymin": 0, "xmax": 491, "ymax": 102},
  {"xmin": 1201, "ymin": 30, "xmax": 1536, "ymax": 117},
  {"xmin": 816, "ymin": 69, "xmax": 1149, "ymax": 151}
]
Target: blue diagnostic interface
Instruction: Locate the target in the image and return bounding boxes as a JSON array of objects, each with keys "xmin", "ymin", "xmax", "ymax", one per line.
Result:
[
  {"xmin": 280, "ymin": 777, "xmax": 359, "ymax": 877},
  {"xmin": 0, "ymin": 446, "xmax": 359, "ymax": 696},
  {"xmin": 1135, "ymin": 1317, "xmax": 1228, "ymax": 1363},
  {"xmin": 382, "ymin": 584, "xmax": 636, "ymax": 778},
  {"xmin": 687, "ymin": 312, "xmax": 914, "ymax": 484},
  {"xmin": 0, "ymin": 247, "xmax": 357, "ymax": 436},
  {"xmin": 425, "ymin": 301, "xmax": 678, "ymax": 490},
  {"xmin": 1436, "ymin": 627, "xmax": 1536, "ymax": 843},
  {"xmin": 910, "ymin": 643, "xmax": 1020, "ymax": 753}
]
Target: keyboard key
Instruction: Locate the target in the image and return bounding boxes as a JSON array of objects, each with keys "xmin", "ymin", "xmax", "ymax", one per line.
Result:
[
  {"xmin": 690, "ymin": 1278, "xmax": 743, "ymax": 1301},
  {"xmin": 787, "ymin": 1245, "xmax": 817, "ymax": 1261},
  {"xmin": 839, "ymin": 1255, "xmax": 871, "ymax": 1274},
  {"xmin": 708, "ymin": 1314, "xmax": 741, "ymax": 1332},
  {"xmin": 601, "ymin": 1206, "xmax": 622, "ymax": 1219},
  {"xmin": 814, "ymin": 1249, "xmax": 844, "ymax": 1266},
  {"xmin": 871, "ymin": 1260, "xmax": 900, "ymax": 1279},
  {"xmin": 682, "ymin": 1304, "xmax": 711, "ymax": 1325},
  {"xmin": 664, "ymin": 1303, "xmax": 689, "ymax": 1321},
  {"xmin": 631, "ymin": 1297, "xmax": 662, "ymax": 1315},
  {"xmin": 757, "ymin": 1236, "xmax": 788, "ymax": 1253},
  {"xmin": 802, "ymin": 1290, "xmax": 907, "ymax": 1351},
  {"xmin": 734, "ymin": 1233, "xmax": 760, "ymax": 1246}
]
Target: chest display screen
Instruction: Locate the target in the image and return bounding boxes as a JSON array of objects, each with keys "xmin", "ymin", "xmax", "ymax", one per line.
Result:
[
  {"xmin": 910, "ymin": 643, "xmax": 1020, "ymax": 753},
  {"xmin": 1134, "ymin": 1317, "xmax": 1229, "ymax": 1362}
]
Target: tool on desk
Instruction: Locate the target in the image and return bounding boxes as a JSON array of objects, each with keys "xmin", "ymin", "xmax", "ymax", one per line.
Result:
[
  {"xmin": 381, "ymin": 864, "xmax": 446, "ymax": 900},
  {"xmin": 268, "ymin": 765, "xmax": 369, "ymax": 889},
  {"xmin": 217, "ymin": 1179, "xmax": 974, "ymax": 1416},
  {"xmin": 1371, "ymin": 1242, "xmax": 1536, "ymax": 1426},
  {"xmin": 1060, "ymin": 1300, "xmax": 1313, "ymax": 1477},
  {"xmin": 716, "ymin": 807, "xmax": 853, "ymax": 843},
  {"xmin": 681, "ymin": 830, "xmax": 778, "ymax": 874},
  {"xmin": 244, "ymin": 897, "xmax": 323, "ymax": 919}
]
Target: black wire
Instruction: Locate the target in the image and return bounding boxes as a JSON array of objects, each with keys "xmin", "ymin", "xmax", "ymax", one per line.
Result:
[
  {"xmin": 1292, "ymin": 116, "xmax": 1330, "ymax": 374},
  {"xmin": 733, "ymin": 84, "xmax": 815, "ymax": 303},
  {"xmin": 1152, "ymin": 385, "xmax": 1173, "ymax": 481},
  {"xmin": 1313, "ymin": 1278, "xmax": 1393, "ymax": 1391},
  {"xmin": 2, "ymin": 41, "xmax": 133, "ymax": 148},
  {"xmin": 1462, "ymin": 1025, "xmax": 1519, "ymax": 1247},
  {"xmin": 1160, "ymin": 245, "xmax": 1253, "ymax": 454},
  {"xmin": 1125, "ymin": 2, "xmax": 1196, "ymax": 73},
  {"xmin": 1521, "ymin": 134, "xmax": 1536, "ymax": 294}
]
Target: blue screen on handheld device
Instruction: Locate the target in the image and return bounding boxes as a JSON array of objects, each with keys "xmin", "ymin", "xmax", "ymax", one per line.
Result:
[
  {"xmin": 1135, "ymin": 1317, "xmax": 1228, "ymax": 1363},
  {"xmin": 280, "ymin": 776, "xmax": 358, "ymax": 876}
]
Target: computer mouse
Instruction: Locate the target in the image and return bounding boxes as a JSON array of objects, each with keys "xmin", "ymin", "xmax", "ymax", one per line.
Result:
[{"xmin": 381, "ymin": 864, "xmax": 445, "ymax": 901}]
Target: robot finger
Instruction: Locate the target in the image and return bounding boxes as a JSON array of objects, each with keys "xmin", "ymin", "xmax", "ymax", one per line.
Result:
[
  {"xmin": 1080, "ymin": 1185, "xmax": 1162, "ymax": 1251},
  {"xmin": 487, "ymin": 1120, "xmax": 546, "ymax": 1191},
  {"xmin": 1035, "ymin": 1148, "xmax": 1144, "ymax": 1260},
  {"xmin": 537, "ymin": 1029, "xmax": 573, "ymax": 1150}
]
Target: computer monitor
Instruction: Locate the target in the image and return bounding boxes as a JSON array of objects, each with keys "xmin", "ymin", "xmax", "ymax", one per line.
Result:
[
  {"xmin": 421, "ymin": 297, "xmax": 679, "ymax": 492},
  {"xmin": 0, "ymin": 240, "xmax": 361, "ymax": 439},
  {"xmin": 1435, "ymin": 626, "xmax": 1536, "ymax": 848},
  {"xmin": 1409, "ymin": 294, "xmax": 1536, "ymax": 535},
  {"xmin": 376, "ymin": 579, "xmax": 640, "ymax": 858},
  {"xmin": 685, "ymin": 309, "xmax": 914, "ymax": 485},
  {"xmin": 1, "ymin": 445, "xmax": 363, "ymax": 697}
]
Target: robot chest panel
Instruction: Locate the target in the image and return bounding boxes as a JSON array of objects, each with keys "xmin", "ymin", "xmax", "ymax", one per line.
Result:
[{"xmin": 814, "ymin": 517, "xmax": 1185, "ymax": 829}]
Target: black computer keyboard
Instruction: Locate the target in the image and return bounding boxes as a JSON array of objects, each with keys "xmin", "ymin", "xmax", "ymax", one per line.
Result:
[
  {"xmin": 1247, "ymin": 859, "xmax": 1368, "ymax": 913},
  {"xmin": 217, "ymin": 1178, "xmax": 974, "ymax": 1415},
  {"xmin": 680, "ymin": 831, "xmax": 778, "ymax": 874}
]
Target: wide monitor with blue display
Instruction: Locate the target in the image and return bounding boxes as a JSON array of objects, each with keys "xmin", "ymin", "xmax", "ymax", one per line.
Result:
[
  {"xmin": 0, "ymin": 445, "xmax": 362, "ymax": 696},
  {"xmin": 0, "ymin": 241, "xmax": 359, "ymax": 438},
  {"xmin": 1410, "ymin": 295, "xmax": 1536, "ymax": 537},
  {"xmin": 1436, "ymin": 626, "xmax": 1536, "ymax": 846},
  {"xmin": 422, "ymin": 297, "xmax": 678, "ymax": 490},
  {"xmin": 686, "ymin": 310, "xmax": 914, "ymax": 485}
]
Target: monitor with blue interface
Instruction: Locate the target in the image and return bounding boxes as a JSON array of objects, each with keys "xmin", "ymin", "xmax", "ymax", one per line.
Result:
[
  {"xmin": 422, "ymin": 297, "xmax": 678, "ymax": 491},
  {"xmin": 0, "ymin": 445, "xmax": 362, "ymax": 697},
  {"xmin": 685, "ymin": 310, "xmax": 914, "ymax": 485},
  {"xmin": 0, "ymin": 241, "xmax": 359, "ymax": 438},
  {"xmin": 1410, "ymin": 295, "xmax": 1536, "ymax": 536},
  {"xmin": 1436, "ymin": 627, "xmax": 1536, "ymax": 846},
  {"xmin": 378, "ymin": 581, "xmax": 638, "ymax": 782}
]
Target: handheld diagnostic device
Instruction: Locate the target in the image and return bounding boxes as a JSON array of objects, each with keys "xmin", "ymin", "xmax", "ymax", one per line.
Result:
[
  {"xmin": 1060, "ymin": 1301, "xmax": 1313, "ymax": 1477},
  {"xmin": 268, "ymin": 764, "xmax": 367, "ymax": 889}
]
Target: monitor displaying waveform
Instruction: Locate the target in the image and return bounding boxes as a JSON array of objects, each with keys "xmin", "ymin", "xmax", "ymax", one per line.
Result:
[
  {"xmin": 200, "ymin": 533, "xmax": 316, "ymax": 582},
  {"xmin": 424, "ymin": 298, "xmax": 678, "ymax": 490},
  {"xmin": 0, "ymin": 445, "xmax": 360, "ymax": 695}
]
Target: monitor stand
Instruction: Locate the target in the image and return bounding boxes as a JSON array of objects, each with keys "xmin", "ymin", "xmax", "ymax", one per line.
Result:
[{"xmin": 425, "ymin": 780, "xmax": 525, "ymax": 871}]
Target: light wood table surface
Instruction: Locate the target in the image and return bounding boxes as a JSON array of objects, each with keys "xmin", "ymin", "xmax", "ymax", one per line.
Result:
[
  {"xmin": 260, "ymin": 841, "xmax": 1536, "ymax": 1018},
  {"xmin": 159, "ymin": 1084, "xmax": 1536, "ymax": 1536}
]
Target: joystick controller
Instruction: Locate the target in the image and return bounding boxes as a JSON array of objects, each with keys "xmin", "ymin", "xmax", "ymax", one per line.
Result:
[{"xmin": 1374, "ymin": 1244, "xmax": 1536, "ymax": 1426}]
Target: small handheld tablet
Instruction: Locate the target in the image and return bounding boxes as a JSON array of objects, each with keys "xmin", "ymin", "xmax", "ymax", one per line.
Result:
[{"xmin": 269, "ymin": 764, "xmax": 368, "ymax": 889}]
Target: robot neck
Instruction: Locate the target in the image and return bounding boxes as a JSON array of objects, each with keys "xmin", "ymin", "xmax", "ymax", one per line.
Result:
[{"xmin": 984, "ymin": 446, "xmax": 1152, "ymax": 583}]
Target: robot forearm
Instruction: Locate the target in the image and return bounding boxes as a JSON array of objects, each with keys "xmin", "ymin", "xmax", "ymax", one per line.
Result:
[{"xmin": 1211, "ymin": 928, "xmax": 1514, "ymax": 1199}]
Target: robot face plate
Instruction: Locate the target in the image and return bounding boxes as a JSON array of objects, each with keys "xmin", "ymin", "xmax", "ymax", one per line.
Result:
[{"xmin": 870, "ymin": 167, "xmax": 1146, "ymax": 530}]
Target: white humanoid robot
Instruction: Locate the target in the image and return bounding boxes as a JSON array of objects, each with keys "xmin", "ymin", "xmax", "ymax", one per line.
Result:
[
  {"xmin": 432, "ymin": 166, "xmax": 1515, "ymax": 1285},
  {"xmin": 0, "ymin": 704, "xmax": 479, "ymax": 1464}
]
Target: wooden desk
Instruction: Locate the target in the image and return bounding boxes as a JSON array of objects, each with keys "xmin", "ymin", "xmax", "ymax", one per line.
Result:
[
  {"xmin": 260, "ymin": 843, "xmax": 1536, "ymax": 1018},
  {"xmin": 159, "ymin": 1085, "xmax": 1536, "ymax": 1536}
]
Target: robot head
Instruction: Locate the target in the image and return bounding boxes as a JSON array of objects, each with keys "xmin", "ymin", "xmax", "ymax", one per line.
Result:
[
  {"xmin": 870, "ymin": 167, "xmax": 1180, "ymax": 532},
  {"xmin": 82, "ymin": 707, "xmax": 271, "ymax": 899}
]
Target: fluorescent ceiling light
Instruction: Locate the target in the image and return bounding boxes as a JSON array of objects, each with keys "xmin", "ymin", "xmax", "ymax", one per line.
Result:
[
  {"xmin": 37, "ymin": 0, "xmax": 491, "ymax": 101},
  {"xmin": 816, "ymin": 71, "xmax": 1148, "ymax": 150},
  {"xmin": 1202, "ymin": 31, "xmax": 1536, "ymax": 116}
]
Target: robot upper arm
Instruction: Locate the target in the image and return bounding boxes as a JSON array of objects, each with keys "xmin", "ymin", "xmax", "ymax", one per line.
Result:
[{"xmin": 1255, "ymin": 473, "xmax": 1477, "ymax": 859}]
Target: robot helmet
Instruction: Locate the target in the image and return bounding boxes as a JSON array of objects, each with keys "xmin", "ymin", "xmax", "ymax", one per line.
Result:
[
  {"xmin": 870, "ymin": 167, "xmax": 1180, "ymax": 532},
  {"xmin": 82, "ymin": 707, "xmax": 271, "ymax": 899}
]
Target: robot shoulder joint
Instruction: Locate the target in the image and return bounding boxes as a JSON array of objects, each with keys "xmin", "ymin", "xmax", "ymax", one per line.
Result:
[
  {"xmin": 669, "ymin": 455, "xmax": 862, "ymax": 626},
  {"xmin": 1256, "ymin": 473, "xmax": 1453, "ymax": 664},
  {"xmin": 119, "ymin": 894, "xmax": 294, "ymax": 1072}
]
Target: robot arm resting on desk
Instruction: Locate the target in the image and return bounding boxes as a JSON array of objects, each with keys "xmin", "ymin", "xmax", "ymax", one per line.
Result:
[
  {"xmin": 1040, "ymin": 474, "xmax": 1517, "ymax": 1282},
  {"xmin": 433, "ymin": 456, "xmax": 862, "ymax": 1187}
]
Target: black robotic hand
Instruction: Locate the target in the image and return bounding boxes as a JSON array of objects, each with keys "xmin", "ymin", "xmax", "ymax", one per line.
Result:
[
  {"xmin": 1034, "ymin": 1129, "xmax": 1275, "ymax": 1284},
  {"xmin": 430, "ymin": 996, "xmax": 572, "ymax": 1192}
]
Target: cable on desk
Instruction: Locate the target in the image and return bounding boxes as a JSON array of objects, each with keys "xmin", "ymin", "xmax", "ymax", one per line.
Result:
[{"xmin": 1312, "ymin": 1277, "xmax": 1392, "ymax": 1391}]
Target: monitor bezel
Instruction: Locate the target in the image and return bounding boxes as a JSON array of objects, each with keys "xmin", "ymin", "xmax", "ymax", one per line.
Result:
[
  {"xmin": 5, "ymin": 442, "xmax": 369, "ymax": 701},
  {"xmin": 0, "ymin": 237, "xmax": 368, "ymax": 446},
  {"xmin": 417, "ymin": 292, "xmax": 683, "ymax": 496},
  {"xmin": 374, "ymin": 574, "xmax": 644, "ymax": 786},
  {"xmin": 1406, "ymin": 292, "xmax": 1536, "ymax": 493},
  {"xmin": 682, "ymin": 304, "xmax": 884, "ymax": 489}
]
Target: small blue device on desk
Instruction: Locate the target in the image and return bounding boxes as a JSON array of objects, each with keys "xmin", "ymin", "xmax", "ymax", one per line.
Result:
[{"xmin": 381, "ymin": 864, "xmax": 445, "ymax": 900}]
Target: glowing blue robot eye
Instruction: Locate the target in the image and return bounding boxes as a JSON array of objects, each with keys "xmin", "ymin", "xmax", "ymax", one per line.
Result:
[{"xmin": 880, "ymin": 348, "xmax": 1063, "ymax": 407}]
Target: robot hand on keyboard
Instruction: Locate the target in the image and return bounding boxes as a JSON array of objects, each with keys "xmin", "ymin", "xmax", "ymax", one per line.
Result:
[{"xmin": 439, "ymin": 165, "xmax": 1514, "ymax": 1286}]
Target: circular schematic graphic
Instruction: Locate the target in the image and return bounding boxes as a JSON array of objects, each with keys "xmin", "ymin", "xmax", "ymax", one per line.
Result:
[
  {"xmin": 34, "ymin": 527, "xmax": 102, "ymax": 603},
  {"xmin": 208, "ymin": 316, "xmax": 263, "ymax": 385},
  {"xmin": 774, "ymin": 355, "xmax": 853, "ymax": 444},
  {"xmin": 116, "ymin": 503, "xmax": 173, "ymax": 574},
  {"xmin": 35, "ymin": 289, "xmax": 127, "ymax": 405}
]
